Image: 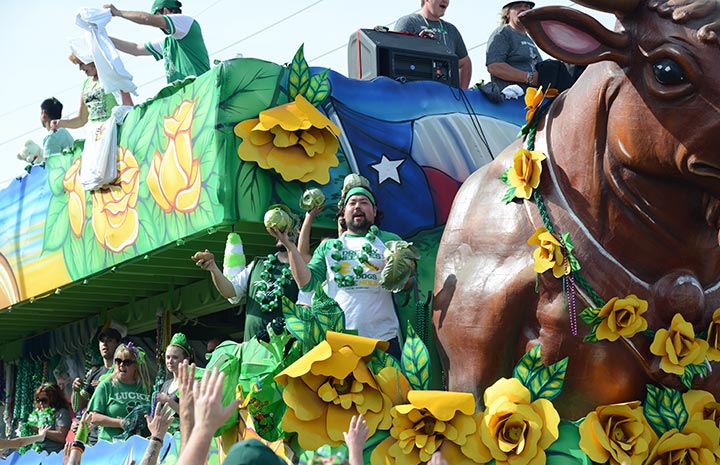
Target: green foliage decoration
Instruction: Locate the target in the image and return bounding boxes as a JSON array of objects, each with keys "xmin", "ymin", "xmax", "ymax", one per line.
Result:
[
  {"xmin": 400, "ymin": 323, "xmax": 431, "ymax": 390},
  {"xmin": 513, "ymin": 344, "xmax": 568, "ymax": 402},
  {"xmin": 643, "ymin": 384, "xmax": 688, "ymax": 437},
  {"xmin": 288, "ymin": 44, "xmax": 311, "ymax": 99}
]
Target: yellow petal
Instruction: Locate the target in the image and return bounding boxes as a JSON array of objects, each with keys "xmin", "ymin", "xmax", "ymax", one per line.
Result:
[
  {"xmin": 326, "ymin": 404, "xmax": 358, "ymax": 442},
  {"xmin": 310, "ymin": 345, "xmax": 359, "ymax": 379},
  {"xmin": 281, "ymin": 406, "xmax": 336, "ymax": 450},
  {"xmin": 174, "ymin": 158, "xmax": 202, "ymax": 213},
  {"xmin": 405, "ymin": 390, "xmax": 476, "ymax": 421},
  {"xmin": 326, "ymin": 331, "xmax": 389, "ymax": 356},
  {"xmin": 282, "ymin": 378, "xmax": 327, "ymax": 421},
  {"xmin": 147, "ymin": 150, "xmax": 172, "ymax": 213},
  {"xmin": 375, "ymin": 367, "xmax": 410, "ymax": 406},
  {"xmin": 371, "ymin": 437, "xmax": 395, "ymax": 465},
  {"xmin": 275, "ymin": 341, "xmax": 333, "ymax": 382}
]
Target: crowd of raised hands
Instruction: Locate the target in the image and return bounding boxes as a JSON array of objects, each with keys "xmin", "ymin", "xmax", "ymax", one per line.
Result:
[{"xmin": 57, "ymin": 359, "xmax": 449, "ymax": 465}]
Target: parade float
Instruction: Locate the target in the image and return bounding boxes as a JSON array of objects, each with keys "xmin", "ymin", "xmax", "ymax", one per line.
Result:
[{"xmin": 2, "ymin": 0, "xmax": 720, "ymax": 464}]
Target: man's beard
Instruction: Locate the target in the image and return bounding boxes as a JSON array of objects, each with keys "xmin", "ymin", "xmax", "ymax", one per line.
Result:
[{"xmin": 348, "ymin": 216, "xmax": 371, "ymax": 234}]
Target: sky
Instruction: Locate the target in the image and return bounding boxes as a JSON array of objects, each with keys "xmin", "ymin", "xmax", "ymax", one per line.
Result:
[{"xmin": 0, "ymin": 0, "xmax": 614, "ymax": 186}]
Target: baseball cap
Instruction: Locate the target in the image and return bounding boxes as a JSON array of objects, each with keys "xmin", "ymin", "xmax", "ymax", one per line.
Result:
[{"xmin": 223, "ymin": 439, "xmax": 284, "ymax": 465}]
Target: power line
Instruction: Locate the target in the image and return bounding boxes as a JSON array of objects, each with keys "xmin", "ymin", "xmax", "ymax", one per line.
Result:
[{"xmin": 210, "ymin": 0, "xmax": 325, "ymax": 57}]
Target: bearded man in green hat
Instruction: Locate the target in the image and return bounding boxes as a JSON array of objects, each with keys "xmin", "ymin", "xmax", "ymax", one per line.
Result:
[
  {"xmin": 102, "ymin": 0, "xmax": 209, "ymax": 83},
  {"xmin": 192, "ymin": 206, "xmax": 313, "ymax": 341}
]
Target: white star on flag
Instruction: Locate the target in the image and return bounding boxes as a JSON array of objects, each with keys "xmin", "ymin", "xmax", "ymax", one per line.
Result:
[{"xmin": 370, "ymin": 154, "xmax": 404, "ymax": 184}]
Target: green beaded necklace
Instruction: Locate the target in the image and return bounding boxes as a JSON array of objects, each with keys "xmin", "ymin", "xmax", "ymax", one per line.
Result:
[
  {"xmin": 254, "ymin": 254, "xmax": 293, "ymax": 312},
  {"xmin": 329, "ymin": 225, "xmax": 380, "ymax": 288}
]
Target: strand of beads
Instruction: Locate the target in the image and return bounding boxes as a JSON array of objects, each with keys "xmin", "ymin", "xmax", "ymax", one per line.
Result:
[
  {"xmin": 330, "ymin": 226, "xmax": 380, "ymax": 288},
  {"xmin": 255, "ymin": 254, "xmax": 293, "ymax": 312}
]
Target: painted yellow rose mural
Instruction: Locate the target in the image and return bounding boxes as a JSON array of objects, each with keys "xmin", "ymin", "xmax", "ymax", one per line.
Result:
[
  {"xmin": 91, "ymin": 147, "xmax": 140, "ymax": 253},
  {"xmin": 234, "ymin": 94, "xmax": 340, "ymax": 184},
  {"xmin": 371, "ymin": 390, "xmax": 491, "ymax": 465},
  {"xmin": 274, "ymin": 331, "xmax": 398, "ymax": 450},
  {"xmin": 62, "ymin": 158, "xmax": 86, "ymax": 238},
  {"xmin": 147, "ymin": 99, "xmax": 202, "ymax": 214}
]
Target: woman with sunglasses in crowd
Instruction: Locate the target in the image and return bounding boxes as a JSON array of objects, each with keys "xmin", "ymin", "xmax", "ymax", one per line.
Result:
[
  {"xmin": 28, "ymin": 382, "xmax": 72, "ymax": 453},
  {"xmin": 86, "ymin": 343, "xmax": 152, "ymax": 442}
]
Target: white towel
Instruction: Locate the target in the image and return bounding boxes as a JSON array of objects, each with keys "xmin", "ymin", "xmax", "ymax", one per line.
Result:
[
  {"xmin": 502, "ymin": 84, "xmax": 525, "ymax": 100},
  {"xmin": 80, "ymin": 105, "xmax": 132, "ymax": 191},
  {"xmin": 74, "ymin": 7, "xmax": 137, "ymax": 95}
]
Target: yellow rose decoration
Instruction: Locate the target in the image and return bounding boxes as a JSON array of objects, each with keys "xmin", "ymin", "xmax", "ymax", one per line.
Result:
[
  {"xmin": 578, "ymin": 401, "xmax": 656, "ymax": 465},
  {"xmin": 147, "ymin": 99, "xmax": 202, "ymax": 214},
  {"xmin": 62, "ymin": 158, "xmax": 86, "ymax": 238},
  {"xmin": 371, "ymin": 390, "xmax": 491, "ymax": 465},
  {"xmin": 649, "ymin": 313, "xmax": 709, "ymax": 376},
  {"xmin": 508, "ymin": 148, "xmax": 546, "ymax": 199},
  {"xmin": 683, "ymin": 390, "xmax": 720, "ymax": 430},
  {"xmin": 706, "ymin": 308, "xmax": 720, "ymax": 362},
  {"xmin": 645, "ymin": 420, "xmax": 720, "ymax": 465},
  {"xmin": 527, "ymin": 227, "xmax": 569, "ymax": 278},
  {"xmin": 91, "ymin": 148, "xmax": 140, "ymax": 253},
  {"xmin": 525, "ymin": 86, "xmax": 559, "ymax": 123},
  {"xmin": 480, "ymin": 377, "xmax": 560, "ymax": 465},
  {"xmin": 595, "ymin": 295, "xmax": 649, "ymax": 342},
  {"xmin": 274, "ymin": 331, "xmax": 399, "ymax": 450},
  {"xmin": 234, "ymin": 94, "xmax": 340, "ymax": 184}
]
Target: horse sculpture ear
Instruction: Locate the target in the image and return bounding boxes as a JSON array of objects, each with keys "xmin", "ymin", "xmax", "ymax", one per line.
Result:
[{"xmin": 521, "ymin": 6, "xmax": 632, "ymax": 67}]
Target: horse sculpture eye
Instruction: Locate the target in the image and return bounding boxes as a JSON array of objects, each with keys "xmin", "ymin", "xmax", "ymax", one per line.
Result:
[{"xmin": 652, "ymin": 58, "xmax": 686, "ymax": 85}]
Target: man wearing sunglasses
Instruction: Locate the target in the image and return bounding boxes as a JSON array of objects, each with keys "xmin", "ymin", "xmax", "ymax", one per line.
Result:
[{"xmin": 71, "ymin": 326, "xmax": 122, "ymax": 444}]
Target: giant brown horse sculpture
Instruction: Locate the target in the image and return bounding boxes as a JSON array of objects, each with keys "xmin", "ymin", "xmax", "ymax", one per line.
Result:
[{"xmin": 434, "ymin": 0, "xmax": 720, "ymax": 419}]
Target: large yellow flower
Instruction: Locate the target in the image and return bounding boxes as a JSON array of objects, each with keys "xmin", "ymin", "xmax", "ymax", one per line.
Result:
[
  {"xmin": 649, "ymin": 313, "xmax": 709, "ymax": 376},
  {"xmin": 480, "ymin": 377, "xmax": 560, "ymax": 465},
  {"xmin": 91, "ymin": 148, "xmax": 140, "ymax": 253},
  {"xmin": 524, "ymin": 86, "xmax": 559, "ymax": 123},
  {"xmin": 147, "ymin": 99, "xmax": 202, "ymax": 214},
  {"xmin": 527, "ymin": 227, "xmax": 568, "ymax": 278},
  {"xmin": 595, "ymin": 295, "xmax": 649, "ymax": 342},
  {"xmin": 578, "ymin": 401, "xmax": 656, "ymax": 465},
  {"xmin": 371, "ymin": 390, "xmax": 491, "ymax": 465},
  {"xmin": 274, "ymin": 331, "xmax": 399, "ymax": 450},
  {"xmin": 645, "ymin": 420, "xmax": 720, "ymax": 465},
  {"xmin": 62, "ymin": 158, "xmax": 86, "ymax": 238},
  {"xmin": 507, "ymin": 148, "xmax": 546, "ymax": 199},
  {"xmin": 234, "ymin": 95, "xmax": 340, "ymax": 184},
  {"xmin": 706, "ymin": 308, "xmax": 720, "ymax": 362},
  {"xmin": 683, "ymin": 390, "xmax": 720, "ymax": 430}
]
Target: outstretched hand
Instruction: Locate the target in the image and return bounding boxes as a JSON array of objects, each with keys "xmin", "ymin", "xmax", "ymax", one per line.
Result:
[
  {"xmin": 191, "ymin": 249, "xmax": 217, "ymax": 271},
  {"xmin": 192, "ymin": 368, "xmax": 240, "ymax": 434},
  {"xmin": 343, "ymin": 414, "xmax": 369, "ymax": 465},
  {"xmin": 145, "ymin": 401, "xmax": 173, "ymax": 439},
  {"xmin": 102, "ymin": 3, "xmax": 120, "ymax": 16}
]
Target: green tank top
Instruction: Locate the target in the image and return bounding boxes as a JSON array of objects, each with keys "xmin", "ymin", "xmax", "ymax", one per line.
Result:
[{"xmin": 82, "ymin": 78, "xmax": 118, "ymax": 123}]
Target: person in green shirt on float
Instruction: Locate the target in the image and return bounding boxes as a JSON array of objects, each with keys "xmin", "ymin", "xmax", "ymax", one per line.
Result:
[
  {"xmin": 87, "ymin": 342, "xmax": 152, "ymax": 442},
  {"xmin": 103, "ymin": 0, "xmax": 210, "ymax": 84}
]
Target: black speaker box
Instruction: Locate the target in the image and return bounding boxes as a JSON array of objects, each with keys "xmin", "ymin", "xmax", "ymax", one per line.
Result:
[{"xmin": 348, "ymin": 28, "xmax": 460, "ymax": 88}]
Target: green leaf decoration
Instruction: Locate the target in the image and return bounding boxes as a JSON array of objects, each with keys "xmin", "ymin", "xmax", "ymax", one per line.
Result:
[
  {"xmin": 367, "ymin": 348, "xmax": 402, "ymax": 375},
  {"xmin": 43, "ymin": 196, "xmax": 70, "ymax": 252},
  {"xmin": 288, "ymin": 44, "xmax": 311, "ymax": 99},
  {"xmin": 281, "ymin": 296, "xmax": 307, "ymax": 345},
  {"xmin": 644, "ymin": 384, "xmax": 688, "ymax": 436},
  {"xmin": 512, "ymin": 345, "xmax": 568, "ymax": 401},
  {"xmin": 237, "ymin": 163, "xmax": 272, "ymax": 222},
  {"xmin": 400, "ymin": 323, "xmax": 431, "ymax": 390},
  {"xmin": 309, "ymin": 285, "xmax": 346, "ymax": 347},
  {"xmin": 499, "ymin": 168, "xmax": 510, "ymax": 184},
  {"xmin": 304, "ymin": 69, "xmax": 331, "ymax": 106},
  {"xmin": 560, "ymin": 232, "xmax": 581, "ymax": 272},
  {"xmin": 582, "ymin": 333, "xmax": 599, "ymax": 343},
  {"xmin": 546, "ymin": 420, "xmax": 592, "ymax": 465},
  {"xmin": 579, "ymin": 307, "xmax": 602, "ymax": 326},
  {"xmin": 680, "ymin": 363, "xmax": 708, "ymax": 390},
  {"xmin": 501, "ymin": 186, "xmax": 517, "ymax": 204}
]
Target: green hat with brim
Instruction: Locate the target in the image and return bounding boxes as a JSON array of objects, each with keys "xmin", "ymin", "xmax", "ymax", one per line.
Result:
[{"xmin": 151, "ymin": 0, "xmax": 180, "ymax": 13}]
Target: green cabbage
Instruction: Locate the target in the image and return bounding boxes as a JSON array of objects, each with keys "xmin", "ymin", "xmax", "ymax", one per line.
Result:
[
  {"xmin": 380, "ymin": 241, "xmax": 421, "ymax": 292},
  {"xmin": 299, "ymin": 188, "xmax": 326, "ymax": 211},
  {"xmin": 263, "ymin": 204, "xmax": 294, "ymax": 231}
]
